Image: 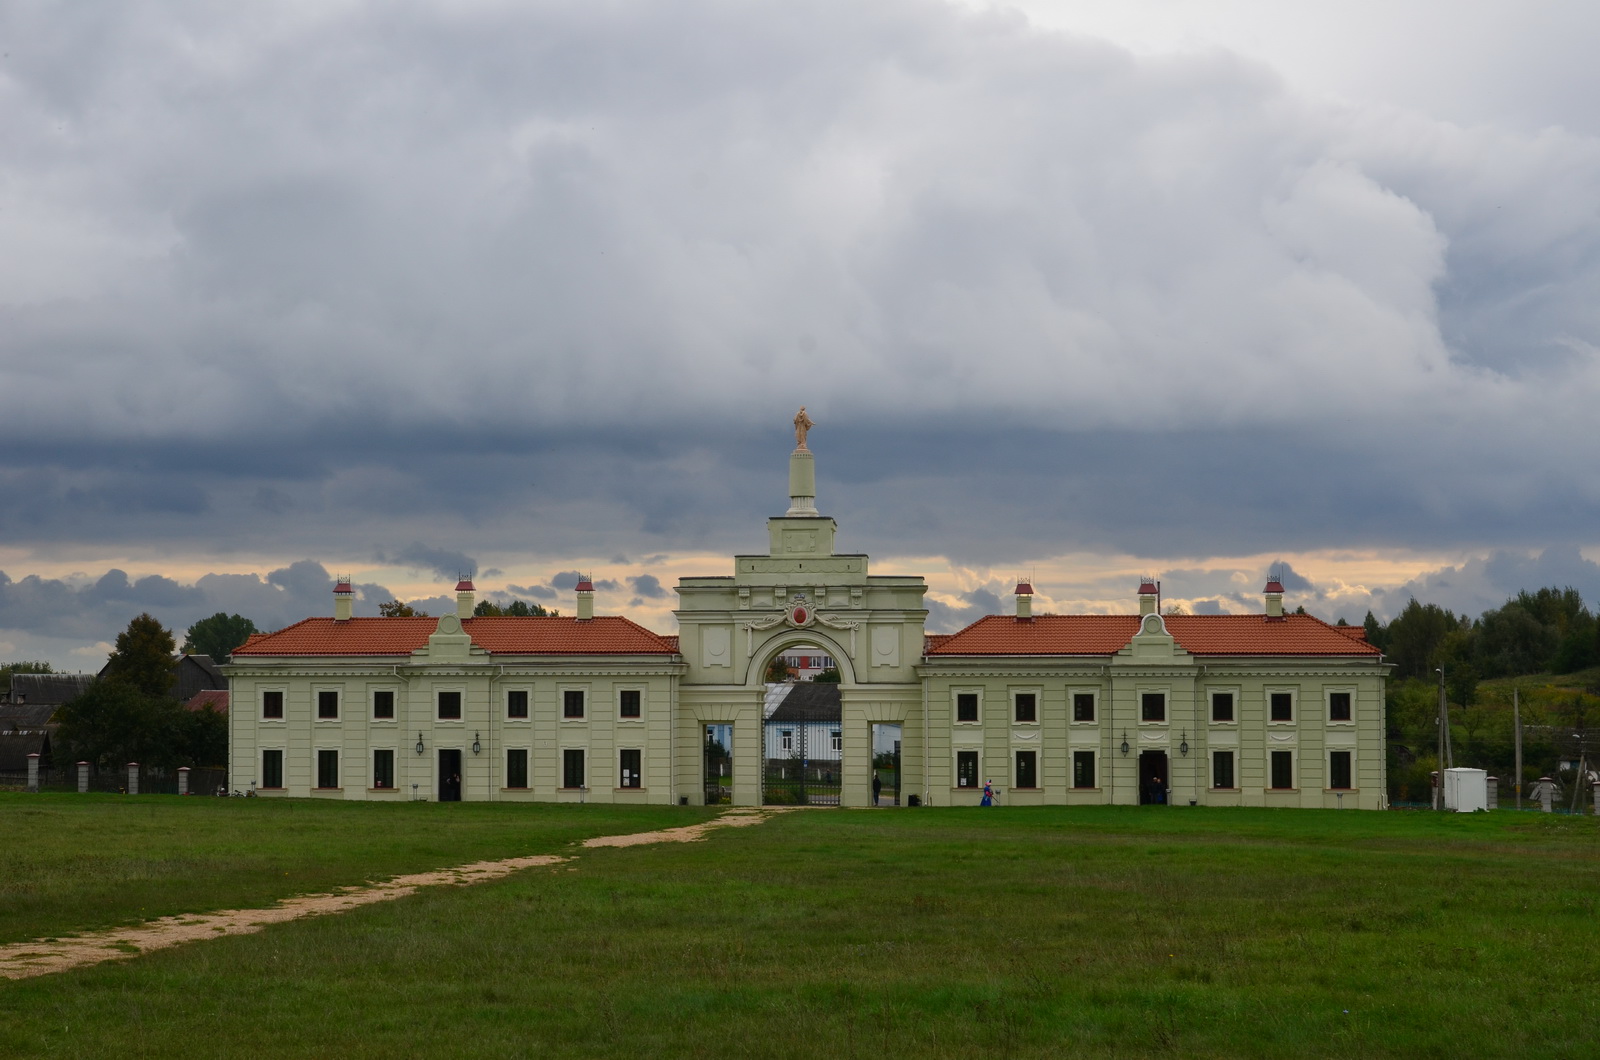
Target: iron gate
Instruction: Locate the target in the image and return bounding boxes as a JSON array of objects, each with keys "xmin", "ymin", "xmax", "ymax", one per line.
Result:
[
  {"xmin": 763, "ymin": 719, "xmax": 841, "ymax": 806},
  {"xmin": 703, "ymin": 725, "xmax": 731, "ymax": 805}
]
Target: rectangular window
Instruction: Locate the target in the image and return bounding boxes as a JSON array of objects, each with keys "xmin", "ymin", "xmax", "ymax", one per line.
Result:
[
  {"xmin": 1014, "ymin": 693, "xmax": 1037, "ymax": 723},
  {"xmin": 562, "ymin": 748, "xmax": 585, "ymax": 789},
  {"xmin": 506, "ymin": 749, "xmax": 528, "ymax": 789},
  {"xmin": 1212, "ymin": 750, "xmax": 1235, "ymax": 790},
  {"xmin": 1141, "ymin": 692, "xmax": 1166, "ymax": 722},
  {"xmin": 507, "ymin": 690, "xmax": 529, "ymax": 719},
  {"xmin": 373, "ymin": 749, "xmax": 394, "ymax": 789},
  {"xmin": 619, "ymin": 690, "xmax": 641, "ymax": 718},
  {"xmin": 262, "ymin": 749, "xmax": 284, "ymax": 788},
  {"xmin": 438, "ymin": 691, "xmax": 462, "ymax": 720},
  {"xmin": 1270, "ymin": 692, "xmax": 1293, "ymax": 722},
  {"xmin": 1211, "ymin": 692, "xmax": 1234, "ymax": 723},
  {"xmin": 1073, "ymin": 693, "xmax": 1096, "ymax": 722},
  {"xmin": 1329, "ymin": 691, "xmax": 1352, "ymax": 722},
  {"xmin": 956, "ymin": 693, "xmax": 978, "ymax": 723},
  {"xmin": 1014, "ymin": 750, "xmax": 1037, "ymax": 789},
  {"xmin": 373, "ymin": 690, "xmax": 395, "ymax": 719},
  {"xmin": 620, "ymin": 748, "xmax": 642, "ymax": 789},
  {"xmin": 317, "ymin": 690, "xmax": 339, "ymax": 719},
  {"xmin": 262, "ymin": 691, "xmax": 284, "ymax": 720},
  {"xmin": 1072, "ymin": 750, "xmax": 1096, "ymax": 789},
  {"xmin": 1329, "ymin": 750, "xmax": 1353, "ymax": 790},
  {"xmin": 780, "ymin": 729, "xmax": 793, "ymax": 753},
  {"xmin": 956, "ymin": 750, "xmax": 979, "ymax": 788},
  {"xmin": 563, "ymin": 689, "xmax": 585, "ymax": 719},
  {"xmin": 1270, "ymin": 750, "xmax": 1294, "ymax": 790},
  {"xmin": 316, "ymin": 749, "xmax": 339, "ymax": 789}
]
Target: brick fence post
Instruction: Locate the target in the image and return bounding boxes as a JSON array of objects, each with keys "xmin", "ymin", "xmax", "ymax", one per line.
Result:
[
  {"xmin": 178, "ymin": 766, "xmax": 190, "ymax": 796},
  {"xmin": 77, "ymin": 761, "xmax": 89, "ymax": 793},
  {"xmin": 26, "ymin": 753, "xmax": 39, "ymax": 793},
  {"xmin": 127, "ymin": 762, "xmax": 139, "ymax": 796}
]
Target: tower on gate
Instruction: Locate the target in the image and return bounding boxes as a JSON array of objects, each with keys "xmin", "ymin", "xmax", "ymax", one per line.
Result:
[{"xmin": 673, "ymin": 417, "xmax": 928, "ymax": 806}]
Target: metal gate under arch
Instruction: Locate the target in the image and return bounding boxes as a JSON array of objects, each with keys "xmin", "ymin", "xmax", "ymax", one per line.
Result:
[{"xmin": 762, "ymin": 683, "xmax": 841, "ymax": 806}]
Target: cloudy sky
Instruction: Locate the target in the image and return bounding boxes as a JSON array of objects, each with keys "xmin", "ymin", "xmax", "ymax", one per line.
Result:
[{"xmin": 3, "ymin": 0, "xmax": 1599, "ymax": 668}]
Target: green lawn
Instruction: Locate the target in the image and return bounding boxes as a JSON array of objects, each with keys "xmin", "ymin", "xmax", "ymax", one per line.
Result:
[
  {"xmin": 0, "ymin": 793, "xmax": 713, "ymax": 944},
  {"xmin": 3, "ymin": 803, "xmax": 1599, "ymax": 1058}
]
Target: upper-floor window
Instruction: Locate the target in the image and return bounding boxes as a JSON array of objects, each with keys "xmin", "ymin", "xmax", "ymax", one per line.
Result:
[
  {"xmin": 956, "ymin": 693, "xmax": 979, "ymax": 723},
  {"xmin": 1270, "ymin": 692, "xmax": 1294, "ymax": 722},
  {"xmin": 438, "ymin": 691, "xmax": 462, "ymax": 720},
  {"xmin": 1014, "ymin": 693, "xmax": 1037, "ymax": 724},
  {"xmin": 262, "ymin": 691, "xmax": 284, "ymax": 720},
  {"xmin": 1141, "ymin": 692, "xmax": 1166, "ymax": 723},
  {"xmin": 317, "ymin": 690, "xmax": 339, "ymax": 720},
  {"xmin": 620, "ymin": 690, "xmax": 642, "ymax": 718},
  {"xmin": 373, "ymin": 690, "xmax": 395, "ymax": 720},
  {"xmin": 563, "ymin": 689, "xmax": 585, "ymax": 719},
  {"xmin": 507, "ymin": 690, "xmax": 529, "ymax": 719},
  {"xmin": 1328, "ymin": 692, "xmax": 1352, "ymax": 722},
  {"xmin": 1211, "ymin": 692, "xmax": 1234, "ymax": 723},
  {"xmin": 1072, "ymin": 693, "xmax": 1096, "ymax": 723},
  {"xmin": 831, "ymin": 730, "xmax": 842, "ymax": 753}
]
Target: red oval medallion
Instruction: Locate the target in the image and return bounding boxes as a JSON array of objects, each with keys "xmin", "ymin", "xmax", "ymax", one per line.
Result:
[{"xmin": 792, "ymin": 606, "xmax": 808, "ymax": 625}]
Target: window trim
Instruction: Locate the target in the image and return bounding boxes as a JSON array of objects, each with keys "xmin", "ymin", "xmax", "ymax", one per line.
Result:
[
  {"xmin": 1138, "ymin": 688, "xmax": 1168, "ymax": 725},
  {"xmin": 371, "ymin": 688, "xmax": 397, "ymax": 722},
  {"xmin": 1070, "ymin": 689, "xmax": 1098, "ymax": 725},
  {"xmin": 261, "ymin": 748, "xmax": 285, "ymax": 789},
  {"xmin": 1268, "ymin": 749, "xmax": 1296, "ymax": 791},
  {"xmin": 1325, "ymin": 687, "xmax": 1356, "ymax": 725},
  {"xmin": 371, "ymin": 748, "xmax": 396, "ymax": 790},
  {"xmin": 1327, "ymin": 748, "xmax": 1355, "ymax": 791},
  {"xmin": 1267, "ymin": 688, "xmax": 1297, "ymax": 725},
  {"xmin": 560, "ymin": 685, "xmax": 588, "ymax": 721},
  {"xmin": 435, "ymin": 687, "xmax": 466, "ymax": 723},
  {"xmin": 1011, "ymin": 688, "xmax": 1041, "ymax": 726},
  {"xmin": 618, "ymin": 688, "xmax": 644, "ymax": 721},
  {"xmin": 1210, "ymin": 749, "xmax": 1236, "ymax": 791},
  {"xmin": 954, "ymin": 749, "xmax": 980, "ymax": 789},
  {"xmin": 1072, "ymin": 749, "xmax": 1097, "ymax": 790},
  {"xmin": 1208, "ymin": 688, "xmax": 1238, "ymax": 725},
  {"xmin": 1013, "ymin": 749, "xmax": 1039, "ymax": 790},
  {"xmin": 953, "ymin": 688, "xmax": 981, "ymax": 725},
  {"xmin": 504, "ymin": 747, "xmax": 530, "ymax": 790},
  {"xmin": 618, "ymin": 748, "xmax": 643, "ymax": 790},
  {"xmin": 560, "ymin": 746, "xmax": 587, "ymax": 790},
  {"xmin": 260, "ymin": 688, "xmax": 287, "ymax": 722},
  {"xmin": 314, "ymin": 686, "xmax": 341, "ymax": 722},
  {"xmin": 505, "ymin": 687, "xmax": 531, "ymax": 722},
  {"xmin": 314, "ymin": 748, "xmax": 341, "ymax": 790}
]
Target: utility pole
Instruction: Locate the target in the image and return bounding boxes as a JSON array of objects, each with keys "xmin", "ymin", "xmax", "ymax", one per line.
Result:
[{"xmin": 1514, "ymin": 686, "xmax": 1522, "ymax": 810}]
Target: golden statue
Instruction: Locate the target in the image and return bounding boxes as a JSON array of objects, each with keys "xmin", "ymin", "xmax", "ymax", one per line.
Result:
[{"xmin": 793, "ymin": 406, "xmax": 815, "ymax": 450}]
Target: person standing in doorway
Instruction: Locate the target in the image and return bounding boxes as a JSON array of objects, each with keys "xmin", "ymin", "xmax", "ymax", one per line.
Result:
[
  {"xmin": 981, "ymin": 779, "xmax": 995, "ymax": 807},
  {"xmin": 872, "ymin": 772, "xmax": 883, "ymax": 805}
]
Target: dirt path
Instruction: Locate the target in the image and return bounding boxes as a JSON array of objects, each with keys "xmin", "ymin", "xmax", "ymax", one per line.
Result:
[{"xmin": 0, "ymin": 808, "xmax": 780, "ymax": 982}]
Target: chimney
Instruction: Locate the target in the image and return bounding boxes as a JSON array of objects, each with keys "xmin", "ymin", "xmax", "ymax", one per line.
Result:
[
  {"xmin": 1138, "ymin": 580, "xmax": 1159, "ymax": 616},
  {"xmin": 333, "ymin": 578, "xmax": 354, "ymax": 622},
  {"xmin": 575, "ymin": 576, "xmax": 595, "ymax": 621},
  {"xmin": 455, "ymin": 577, "xmax": 476, "ymax": 621},
  {"xmin": 1264, "ymin": 578, "xmax": 1285, "ymax": 619},
  {"xmin": 1014, "ymin": 579, "xmax": 1034, "ymax": 620}
]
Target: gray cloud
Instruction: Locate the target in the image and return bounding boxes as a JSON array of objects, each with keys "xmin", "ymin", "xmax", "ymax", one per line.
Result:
[
  {"xmin": 627, "ymin": 574, "xmax": 667, "ymax": 599},
  {"xmin": 926, "ymin": 587, "xmax": 1006, "ymax": 634},
  {"xmin": 374, "ymin": 543, "xmax": 479, "ymax": 583}
]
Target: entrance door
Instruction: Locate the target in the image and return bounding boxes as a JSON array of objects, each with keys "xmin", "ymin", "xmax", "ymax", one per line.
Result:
[
  {"xmin": 871, "ymin": 723, "xmax": 902, "ymax": 806},
  {"xmin": 439, "ymin": 749, "xmax": 462, "ymax": 802},
  {"xmin": 1138, "ymin": 750, "xmax": 1169, "ymax": 805},
  {"xmin": 704, "ymin": 725, "xmax": 731, "ymax": 805}
]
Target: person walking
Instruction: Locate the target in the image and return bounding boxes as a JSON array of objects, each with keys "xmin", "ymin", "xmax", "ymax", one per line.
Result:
[
  {"xmin": 872, "ymin": 772, "xmax": 883, "ymax": 806},
  {"xmin": 980, "ymin": 779, "xmax": 996, "ymax": 807}
]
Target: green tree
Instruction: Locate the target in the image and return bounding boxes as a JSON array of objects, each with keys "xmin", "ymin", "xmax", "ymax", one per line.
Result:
[
  {"xmin": 54, "ymin": 681, "xmax": 179, "ymax": 770},
  {"xmin": 1384, "ymin": 599, "xmax": 1462, "ymax": 680},
  {"xmin": 177, "ymin": 704, "xmax": 228, "ymax": 766},
  {"xmin": 182, "ymin": 612, "xmax": 258, "ymax": 660},
  {"xmin": 378, "ymin": 600, "xmax": 428, "ymax": 617},
  {"xmin": 103, "ymin": 613, "xmax": 177, "ymax": 697},
  {"xmin": 1474, "ymin": 602, "xmax": 1556, "ymax": 678},
  {"xmin": 764, "ymin": 656, "xmax": 793, "ymax": 683},
  {"xmin": 811, "ymin": 667, "xmax": 842, "ymax": 683},
  {"xmin": 0, "ymin": 660, "xmax": 53, "ymax": 684},
  {"xmin": 1362, "ymin": 611, "xmax": 1386, "ymax": 652},
  {"xmin": 473, "ymin": 598, "xmax": 556, "ymax": 617}
]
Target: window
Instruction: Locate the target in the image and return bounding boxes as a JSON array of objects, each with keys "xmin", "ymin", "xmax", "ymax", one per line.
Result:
[
  {"xmin": 1014, "ymin": 750, "xmax": 1037, "ymax": 789},
  {"xmin": 956, "ymin": 693, "xmax": 979, "ymax": 723},
  {"xmin": 317, "ymin": 690, "xmax": 339, "ymax": 719},
  {"xmin": 620, "ymin": 690, "xmax": 641, "ymax": 718},
  {"xmin": 438, "ymin": 691, "xmax": 462, "ymax": 720},
  {"xmin": 563, "ymin": 689, "xmax": 585, "ymax": 719},
  {"xmin": 562, "ymin": 748, "xmax": 586, "ymax": 789},
  {"xmin": 831, "ymin": 730, "xmax": 842, "ymax": 753},
  {"xmin": 262, "ymin": 691, "xmax": 284, "ymax": 720},
  {"xmin": 1212, "ymin": 750, "xmax": 1235, "ymax": 790},
  {"xmin": 1329, "ymin": 691, "xmax": 1352, "ymax": 722},
  {"xmin": 620, "ymin": 749, "xmax": 642, "ymax": 789},
  {"xmin": 373, "ymin": 690, "xmax": 395, "ymax": 720},
  {"xmin": 506, "ymin": 749, "xmax": 528, "ymax": 789},
  {"xmin": 316, "ymin": 749, "xmax": 339, "ymax": 789},
  {"xmin": 1270, "ymin": 750, "xmax": 1294, "ymax": 790},
  {"xmin": 1073, "ymin": 693, "xmax": 1096, "ymax": 722},
  {"xmin": 1141, "ymin": 692, "xmax": 1166, "ymax": 722},
  {"xmin": 956, "ymin": 750, "xmax": 979, "ymax": 788},
  {"xmin": 507, "ymin": 690, "xmax": 529, "ymax": 719},
  {"xmin": 262, "ymin": 749, "xmax": 284, "ymax": 788},
  {"xmin": 1211, "ymin": 692, "xmax": 1234, "ymax": 723},
  {"xmin": 1072, "ymin": 751, "xmax": 1096, "ymax": 789},
  {"xmin": 1329, "ymin": 750, "xmax": 1353, "ymax": 790},
  {"xmin": 1014, "ymin": 693, "xmax": 1037, "ymax": 723},
  {"xmin": 1270, "ymin": 692, "xmax": 1293, "ymax": 722},
  {"xmin": 373, "ymin": 749, "xmax": 394, "ymax": 789},
  {"xmin": 780, "ymin": 729, "xmax": 793, "ymax": 753}
]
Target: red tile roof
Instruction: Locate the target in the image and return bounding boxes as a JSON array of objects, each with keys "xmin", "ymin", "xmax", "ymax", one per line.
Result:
[
  {"xmin": 232, "ymin": 616, "xmax": 677, "ymax": 657},
  {"xmin": 184, "ymin": 690, "xmax": 229, "ymax": 713},
  {"xmin": 927, "ymin": 613, "xmax": 1381, "ymax": 657}
]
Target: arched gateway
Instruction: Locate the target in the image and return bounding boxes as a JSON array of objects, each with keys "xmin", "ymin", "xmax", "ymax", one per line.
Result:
[{"xmin": 673, "ymin": 440, "xmax": 927, "ymax": 807}]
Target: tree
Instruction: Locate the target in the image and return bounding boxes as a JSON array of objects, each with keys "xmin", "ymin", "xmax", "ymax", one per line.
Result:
[
  {"xmin": 378, "ymin": 600, "xmax": 428, "ymax": 617},
  {"xmin": 103, "ymin": 613, "xmax": 177, "ymax": 697},
  {"xmin": 473, "ymin": 598, "xmax": 556, "ymax": 617},
  {"xmin": 811, "ymin": 667, "xmax": 842, "ymax": 683},
  {"xmin": 55, "ymin": 681, "xmax": 178, "ymax": 770},
  {"xmin": 1362, "ymin": 611, "xmax": 1386, "ymax": 652},
  {"xmin": 764, "ymin": 656, "xmax": 793, "ymax": 683},
  {"xmin": 1384, "ymin": 600, "xmax": 1462, "ymax": 680},
  {"xmin": 0, "ymin": 660, "xmax": 53, "ymax": 683},
  {"xmin": 182, "ymin": 612, "xmax": 258, "ymax": 660}
]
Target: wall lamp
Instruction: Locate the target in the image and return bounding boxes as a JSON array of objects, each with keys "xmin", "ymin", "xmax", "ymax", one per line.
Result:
[
  {"xmin": 415, "ymin": 733, "xmax": 425, "ymax": 756},
  {"xmin": 1179, "ymin": 730, "xmax": 1190, "ymax": 757},
  {"xmin": 1120, "ymin": 731, "xmax": 1130, "ymax": 756},
  {"xmin": 472, "ymin": 732, "xmax": 482, "ymax": 756}
]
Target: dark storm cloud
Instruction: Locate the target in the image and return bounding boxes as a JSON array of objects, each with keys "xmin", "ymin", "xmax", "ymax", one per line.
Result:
[
  {"xmin": 627, "ymin": 574, "xmax": 668, "ymax": 599},
  {"xmin": 374, "ymin": 543, "xmax": 480, "ymax": 582},
  {"xmin": 0, "ymin": 0, "xmax": 1596, "ymax": 578},
  {"xmin": 926, "ymin": 587, "xmax": 1006, "ymax": 634}
]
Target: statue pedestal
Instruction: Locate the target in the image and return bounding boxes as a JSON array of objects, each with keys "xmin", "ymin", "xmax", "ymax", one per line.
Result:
[{"xmin": 786, "ymin": 447, "xmax": 817, "ymax": 516}]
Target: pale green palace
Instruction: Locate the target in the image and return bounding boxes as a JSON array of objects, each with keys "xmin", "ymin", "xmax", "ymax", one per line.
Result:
[{"xmin": 225, "ymin": 443, "xmax": 1389, "ymax": 809}]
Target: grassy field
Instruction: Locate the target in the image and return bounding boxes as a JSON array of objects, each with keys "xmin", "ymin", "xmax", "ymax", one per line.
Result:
[
  {"xmin": 0, "ymin": 793, "xmax": 713, "ymax": 944},
  {"xmin": 2, "ymin": 802, "xmax": 1599, "ymax": 1058}
]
